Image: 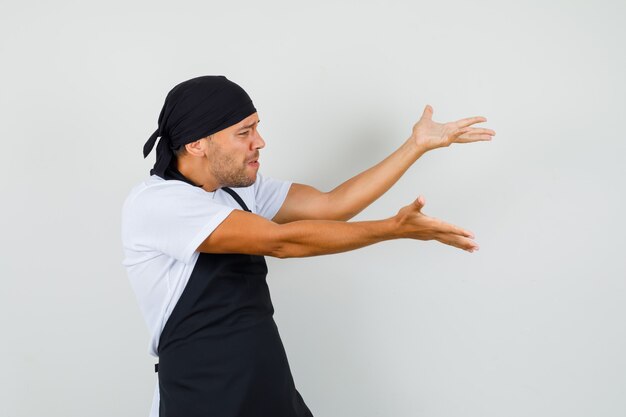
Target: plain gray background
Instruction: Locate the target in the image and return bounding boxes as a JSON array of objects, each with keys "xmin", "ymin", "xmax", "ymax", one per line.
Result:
[{"xmin": 2, "ymin": 0, "xmax": 625, "ymax": 416}]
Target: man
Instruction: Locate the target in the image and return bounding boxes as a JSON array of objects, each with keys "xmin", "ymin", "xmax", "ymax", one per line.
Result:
[{"xmin": 121, "ymin": 75, "xmax": 495, "ymax": 417}]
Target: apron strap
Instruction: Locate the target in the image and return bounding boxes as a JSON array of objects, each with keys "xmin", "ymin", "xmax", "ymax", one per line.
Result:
[{"xmin": 221, "ymin": 187, "xmax": 251, "ymax": 212}]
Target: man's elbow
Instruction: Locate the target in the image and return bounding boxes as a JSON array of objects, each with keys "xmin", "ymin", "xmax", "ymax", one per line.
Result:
[
  {"xmin": 267, "ymin": 241, "xmax": 299, "ymax": 259},
  {"xmin": 324, "ymin": 192, "xmax": 362, "ymax": 221},
  {"xmin": 270, "ymin": 243, "xmax": 314, "ymax": 259},
  {"xmin": 265, "ymin": 227, "xmax": 308, "ymax": 259},
  {"xmin": 336, "ymin": 211, "xmax": 358, "ymax": 222},
  {"xmin": 263, "ymin": 226, "xmax": 295, "ymax": 259},
  {"xmin": 270, "ymin": 247, "xmax": 290, "ymax": 259}
]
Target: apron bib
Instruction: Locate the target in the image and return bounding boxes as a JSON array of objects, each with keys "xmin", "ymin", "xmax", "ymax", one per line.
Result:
[{"xmin": 155, "ymin": 178, "xmax": 313, "ymax": 417}]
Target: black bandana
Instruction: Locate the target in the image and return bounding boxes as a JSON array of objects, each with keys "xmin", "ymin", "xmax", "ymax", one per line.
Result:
[{"xmin": 143, "ymin": 75, "xmax": 257, "ymax": 178}]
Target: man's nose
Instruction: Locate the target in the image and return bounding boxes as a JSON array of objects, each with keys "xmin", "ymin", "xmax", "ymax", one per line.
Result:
[{"xmin": 252, "ymin": 130, "xmax": 266, "ymax": 150}]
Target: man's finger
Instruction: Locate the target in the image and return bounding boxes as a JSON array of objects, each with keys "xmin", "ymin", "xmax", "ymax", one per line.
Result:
[
  {"xmin": 451, "ymin": 127, "xmax": 472, "ymax": 138},
  {"xmin": 437, "ymin": 220, "xmax": 474, "ymax": 239},
  {"xmin": 420, "ymin": 104, "xmax": 433, "ymax": 121},
  {"xmin": 452, "ymin": 127, "xmax": 495, "ymax": 143},
  {"xmin": 455, "ymin": 135, "xmax": 493, "ymax": 143},
  {"xmin": 455, "ymin": 116, "xmax": 487, "ymax": 128},
  {"xmin": 413, "ymin": 195, "xmax": 426, "ymax": 209},
  {"xmin": 437, "ymin": 234, "xmax": 479, "ymax": 251},
  {"xmin": 462, "ymin": 127, "xmax": 496, "ymax": 136}
]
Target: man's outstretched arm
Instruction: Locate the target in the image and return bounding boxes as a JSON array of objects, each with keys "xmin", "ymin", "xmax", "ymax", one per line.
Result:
[
  {"xmin": 198, "ymin": 195, "xmax": 479, "ymax": 258},
  {"xmin": 272, "ymin": 105, "xmax": 495, "ymax": 224}
]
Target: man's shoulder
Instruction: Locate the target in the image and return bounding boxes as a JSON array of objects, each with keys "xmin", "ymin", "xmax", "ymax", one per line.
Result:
[
  {"xmin": 249, "ymin": 172, "xmax": 291, "ymax": 196},
  {"xmin": 127, "ymin": 175, "xmax": 201, "ymax": 200},
  {"xmin": 123, "ymin": 175, "xmax": 210, "ymax": 215}
]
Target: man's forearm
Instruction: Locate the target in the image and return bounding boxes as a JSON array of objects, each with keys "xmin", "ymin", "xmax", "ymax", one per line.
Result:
[
  {"xmin": 327, "ymin": 139, "xmax": 426, "ymax": 220},
  {"xmin": 272, "ymin": 217, "xmax": 398, "ymax": 258}
]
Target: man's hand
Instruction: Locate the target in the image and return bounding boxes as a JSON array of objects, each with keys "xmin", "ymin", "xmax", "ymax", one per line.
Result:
[
  {"xmin": 410, "ymin": 105, "xmax": 496, "ymax": 152},
  {"xmin": 394, "ymin": 195, "xmax": 479, "ymax": 253}
]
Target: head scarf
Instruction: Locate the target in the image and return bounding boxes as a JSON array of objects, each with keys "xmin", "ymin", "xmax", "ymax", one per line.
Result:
[{"xmin": 143, "ymin": 75, "xmax": 257, "ymax": 178}]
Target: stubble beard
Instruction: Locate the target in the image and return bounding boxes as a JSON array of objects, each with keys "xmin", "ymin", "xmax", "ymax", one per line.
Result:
[{"xmin": 209, "ymin": 146, "xmax": 256, "ymax": 188}]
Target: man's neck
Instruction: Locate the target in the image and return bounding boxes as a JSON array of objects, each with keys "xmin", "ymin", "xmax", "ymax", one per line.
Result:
[{"xmin": 177, "ymin": 160, "xmax": 220, "ymax": 192}]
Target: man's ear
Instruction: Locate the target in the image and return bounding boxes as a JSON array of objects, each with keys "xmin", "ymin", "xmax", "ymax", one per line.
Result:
[{"xmin": 184, "ymin": 137, "xmax": 208, "ymax": 157}]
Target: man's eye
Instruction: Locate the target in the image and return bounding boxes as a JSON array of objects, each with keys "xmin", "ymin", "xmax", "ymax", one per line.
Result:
[{"xmin": 239, "ymin": 131, "xmax": 249, "ymax": 136}]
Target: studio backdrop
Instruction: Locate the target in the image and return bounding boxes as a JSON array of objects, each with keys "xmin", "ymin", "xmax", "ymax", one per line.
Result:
[{"xmin": 1, "ymin": 1, "xmax": 625, "ymax": 416}]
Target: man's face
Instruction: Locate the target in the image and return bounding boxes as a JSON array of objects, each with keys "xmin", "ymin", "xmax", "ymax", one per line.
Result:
[{"xmin": 204, "ymin": 112, "xmax": 265, "ymax": 188}]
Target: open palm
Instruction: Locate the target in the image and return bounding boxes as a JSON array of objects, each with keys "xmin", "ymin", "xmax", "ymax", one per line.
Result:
[{"xmin": 411, "ymin": 105, "xmax": 495, "ymax": 152}]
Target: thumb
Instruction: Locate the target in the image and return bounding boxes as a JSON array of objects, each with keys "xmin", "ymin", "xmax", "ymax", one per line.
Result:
[
  {"xmin": 420, "ymin": 104, "xmax": 433, "ymax": 120},
  {"xmin": 413, "ymin": 195, "xmax": 426, "ymax": 210}
]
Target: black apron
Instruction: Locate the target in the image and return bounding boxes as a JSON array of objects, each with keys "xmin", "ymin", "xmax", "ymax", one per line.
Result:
[{"xmin": 155, "ymin": 168, "xmax": 314, "ymax": 417}]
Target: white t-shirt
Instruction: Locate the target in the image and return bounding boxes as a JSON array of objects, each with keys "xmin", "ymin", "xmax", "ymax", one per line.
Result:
[{"xmin": 121, "ymin": 172, "xmax": 292, "ymax": 358}]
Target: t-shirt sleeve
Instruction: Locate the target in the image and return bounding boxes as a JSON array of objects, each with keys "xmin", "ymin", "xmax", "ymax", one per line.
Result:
[
  {"xmin": 252, "ymin": 172, "xmax": 292, "ymax": 220},
  {"xmin": 122, "ymin": 182, "xmax": 234, "ymax": 264}
]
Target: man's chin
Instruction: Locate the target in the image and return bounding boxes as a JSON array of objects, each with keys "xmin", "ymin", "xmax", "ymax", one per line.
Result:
[{"xmin": 226, "ymin": 175, "xmax": 256, "ymax": 188}]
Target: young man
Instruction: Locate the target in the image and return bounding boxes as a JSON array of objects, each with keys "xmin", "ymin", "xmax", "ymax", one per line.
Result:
[{"xmin": 121, "ymin": 75, "xmax": 495, "ymax": 417}]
